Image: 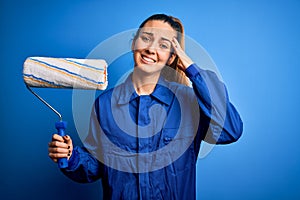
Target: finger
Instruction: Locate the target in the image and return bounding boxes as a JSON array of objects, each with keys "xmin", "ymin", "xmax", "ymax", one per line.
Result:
[
  {"xmin": 172, "ymin": 37, "xmax": 181, "ymax": 51},
  {"xmin": 48, "ymin": 140, "xmax": 69, "ymax": 148},
  {"xmin": 63, "ymin": 135, "xmax": 73, "ymax": 146},
  {"xmin": 48, "ymin": 146, "xmax": 70, "ymax": 154},
  {"xmin": 52, "ymin": 134, "xmax": 64, "ymax": 142},
  {"xmin": 63, "ymin": 135, "xmax": 73, "ymax": 159},
  {"xmin": 172, "ymin": 37, "xmax": 193, "ymax": 69},
  {"xmin": 49, "ymin": 152, "xmax": 70, "ymax": 159},
  {"xmin": 62, "ymin": 135, "xmax": 73, "ymax": 153},
  {"xmin": 171, "ymin": 38, "xmax": 186, "ymax": 59}
]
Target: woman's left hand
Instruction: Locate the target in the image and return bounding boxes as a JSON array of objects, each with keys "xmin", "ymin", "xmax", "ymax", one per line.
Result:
[{"xmin": 171, "ymin": 37, "xmax": 194, "ymax": 71}]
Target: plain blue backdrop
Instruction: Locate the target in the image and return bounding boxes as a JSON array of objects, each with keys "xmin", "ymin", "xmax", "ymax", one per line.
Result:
[{"xmin": 1, "ymin": 0, "xmax": 300, "ymax": 199}]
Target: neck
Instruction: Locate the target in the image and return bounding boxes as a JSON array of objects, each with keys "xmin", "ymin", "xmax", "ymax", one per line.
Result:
[{"xmin": 132, "ymin": 69, "xmax": 160, "ymax": 95}]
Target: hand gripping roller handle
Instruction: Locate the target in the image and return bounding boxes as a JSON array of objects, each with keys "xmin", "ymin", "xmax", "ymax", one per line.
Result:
[{"xmin": 55, "ymin": 121, "xmax": 68, "ymax": 168}]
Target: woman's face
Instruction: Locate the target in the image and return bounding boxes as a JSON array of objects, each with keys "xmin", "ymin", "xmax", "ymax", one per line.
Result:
[{"xmin": 132, "ymin": 20, "xmax": 177, "ymax": 75}]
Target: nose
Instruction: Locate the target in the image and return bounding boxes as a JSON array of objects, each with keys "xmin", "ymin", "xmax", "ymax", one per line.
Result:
[{"xmin": 145, "ymin": 41, "xmax": 158, "ymax": 54}]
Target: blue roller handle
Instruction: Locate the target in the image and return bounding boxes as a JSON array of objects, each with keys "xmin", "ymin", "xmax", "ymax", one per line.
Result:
[{"xmin": 55, "ymin": 121, "xmax": 68, "ymax": 169}]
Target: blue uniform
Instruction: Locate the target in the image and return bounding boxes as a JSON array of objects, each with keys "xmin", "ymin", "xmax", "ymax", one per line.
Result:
[{"xmin": 62, "ymin": 64, "xmax": 243, "ymax": 199}]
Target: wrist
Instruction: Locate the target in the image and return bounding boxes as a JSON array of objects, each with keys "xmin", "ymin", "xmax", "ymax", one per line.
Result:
[
  {"xmin": 181, "ymin": 58, "xmax": 194, "ymax": 71},
  {"xmin": 185, "ymin": 63, "xmax": 199, "ymax": 78}
]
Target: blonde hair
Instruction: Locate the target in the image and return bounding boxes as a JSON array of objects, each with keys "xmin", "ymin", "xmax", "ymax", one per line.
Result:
[{"xmin": 161, "ymin": 16, "xmax": 190, "ymax": 86}]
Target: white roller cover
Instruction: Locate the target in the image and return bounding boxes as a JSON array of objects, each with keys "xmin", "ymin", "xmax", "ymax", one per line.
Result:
[{"xmin": 23, "ymin": 57, "xmax": 107, "ymax": 90}]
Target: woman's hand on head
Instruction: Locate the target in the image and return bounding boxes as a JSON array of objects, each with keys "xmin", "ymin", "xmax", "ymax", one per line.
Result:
[
  {"xmin": 48, "ymin": 134, "xmax": 73, "ymax": 163},
  {"xmin": 171, "ymin": 37, "xmax": 194, "ymax": 70}
]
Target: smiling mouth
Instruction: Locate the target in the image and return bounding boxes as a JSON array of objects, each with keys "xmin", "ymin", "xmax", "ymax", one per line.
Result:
[{"xmin": 141, "ymin": 55, "xmax": 156, "ymax": 63}]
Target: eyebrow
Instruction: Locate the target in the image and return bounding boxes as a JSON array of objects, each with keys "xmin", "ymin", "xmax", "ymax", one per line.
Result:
[{"xmin": 141, "ymin": 31, "xmax": 172, "ymax": 44}]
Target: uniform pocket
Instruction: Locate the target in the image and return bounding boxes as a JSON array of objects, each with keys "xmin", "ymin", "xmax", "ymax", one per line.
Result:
[{"xmin": 161, "ymin": 127, "xmax": 196, "ymax": 175}]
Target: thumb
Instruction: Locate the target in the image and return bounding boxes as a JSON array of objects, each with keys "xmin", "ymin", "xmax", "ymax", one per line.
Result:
[
  {"xmin": 63, "ymin": 135, "xmax": 72, "ymax": 145},
  {"xmin": 63, "ymin": 135, "xmax": 73, "ymax": 159}
]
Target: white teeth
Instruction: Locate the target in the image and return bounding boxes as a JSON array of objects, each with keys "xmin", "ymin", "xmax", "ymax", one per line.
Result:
[{"xmin": 142, "ymin": 55, "xmax": 155, "ymax": 63}]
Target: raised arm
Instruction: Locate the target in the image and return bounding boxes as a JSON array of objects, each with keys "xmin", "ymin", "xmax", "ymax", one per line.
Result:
[{"xmin": 172, "ymin": 37, "xmax": 243, "ymax": 144}]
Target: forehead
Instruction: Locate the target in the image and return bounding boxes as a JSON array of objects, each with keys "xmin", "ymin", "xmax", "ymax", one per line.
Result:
[{"xmin": 140, "ymin": 20, "xmax": 177, "ymax": 39}]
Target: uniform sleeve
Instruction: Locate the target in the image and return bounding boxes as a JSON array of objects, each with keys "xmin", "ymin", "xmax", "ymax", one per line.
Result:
[
  {"xmin": 61, "ymin": 100, "xmax": 105, "ymax": 183},
  {"xmin": 61, "ymin": 146, "xmax": 103, "ymax": 183},
  {"xmin": 185, "ymin": 64, "xmax": 243, "ymax": 144}
]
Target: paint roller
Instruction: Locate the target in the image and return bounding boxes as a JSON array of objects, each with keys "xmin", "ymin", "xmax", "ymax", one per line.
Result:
[{"xmin": 23, "ymin": 56, "xmax": 108, "ymax": 168}]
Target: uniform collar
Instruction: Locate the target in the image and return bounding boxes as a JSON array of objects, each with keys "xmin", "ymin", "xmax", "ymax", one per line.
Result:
[{"xmin": 116, "ymin": 74, "xmax": 174, "ymax": 106}]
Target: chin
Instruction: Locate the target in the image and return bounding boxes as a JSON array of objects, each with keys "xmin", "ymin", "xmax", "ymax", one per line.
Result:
[{"xmin": 134, "ymin": 64, "xmax": 163, "ymax": 75}]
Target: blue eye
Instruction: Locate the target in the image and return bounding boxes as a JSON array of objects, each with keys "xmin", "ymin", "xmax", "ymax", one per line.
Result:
[
  {"xmin": 160, "ymin": 43, "xmax": 170, "ymax": 50},
  {"xmin": 141, "ymin": 35, "xmax": 151, "ymax": 42}
]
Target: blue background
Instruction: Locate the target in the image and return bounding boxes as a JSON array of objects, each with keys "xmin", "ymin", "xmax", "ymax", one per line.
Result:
[{"xmin": 1, "ymin": 0, "xmax": 300, "ymax": 199}]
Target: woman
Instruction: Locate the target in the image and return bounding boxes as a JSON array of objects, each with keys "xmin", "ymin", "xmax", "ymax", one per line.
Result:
[{"xmin": 49, "ymin": 14, "xmax": 243, "ymax": 199}]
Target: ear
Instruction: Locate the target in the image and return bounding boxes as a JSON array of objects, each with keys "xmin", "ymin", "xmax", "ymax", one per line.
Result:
[{"xmin": 167, "ymin": 53, "xmax": 177, "ymax": 65}]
